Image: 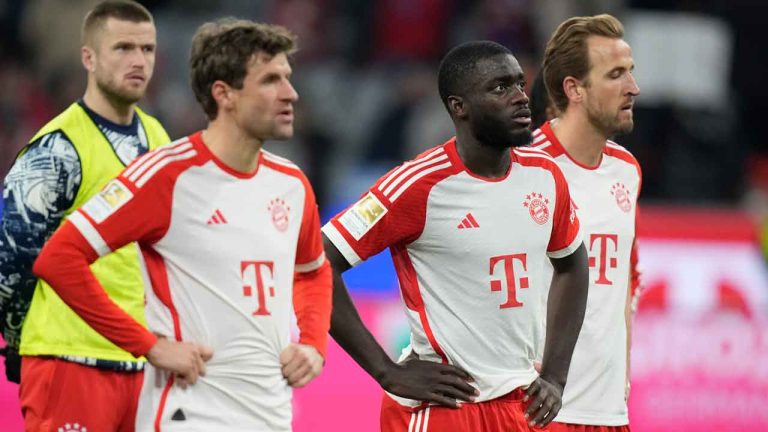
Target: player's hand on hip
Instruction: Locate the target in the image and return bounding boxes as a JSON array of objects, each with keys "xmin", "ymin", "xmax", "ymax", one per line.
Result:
[
  {"xmin": 280, "ymin": 343, "xmax": 324, "ymax": 388},
  {"xmin": 523, "ymin": 376, "xmax": 563, "ymax": 428},
  {"xmin": 380, "ymin": 357, "xmax": 478, "ymax": 408},
  {"xmin": 146, "ymin": 337, "xmax": 214, "ymax": 388}
]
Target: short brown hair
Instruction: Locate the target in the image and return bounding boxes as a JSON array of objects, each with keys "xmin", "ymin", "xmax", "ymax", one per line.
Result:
[
  {"xmin": 189, "ymin": 18, "xmax": 297, "ymax": 120},
  {"xmin": 81, "ymin": 0, "xmax": 153, "ymax": 46},
  {"xmin": 542, "ymin": 14, "xmax": 624, "ymax": 112}
]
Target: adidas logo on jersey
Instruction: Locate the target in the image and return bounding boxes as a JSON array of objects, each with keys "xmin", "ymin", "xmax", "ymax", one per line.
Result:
[
  {"xmin": 457, "ymin": 213, "xmax": 480, "ymax": 229},
  {"xmin": 206, "ymin": 209, "xmax": 228, "ymax": 225},
  {"xmin": 171, "ymin": 408, "xmax": 187, "ymax": 421}
]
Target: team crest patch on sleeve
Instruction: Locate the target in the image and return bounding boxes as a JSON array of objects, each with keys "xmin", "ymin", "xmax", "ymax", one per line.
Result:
[
  {"xmin": 82, "ymin": 179, "xmax": 134, "ymax": 223},
  {"xmin": 338, "ymin": 192, "xmax": 388, "ymax": 240}
]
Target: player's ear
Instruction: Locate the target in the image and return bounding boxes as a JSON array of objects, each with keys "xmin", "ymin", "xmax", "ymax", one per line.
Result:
[
  {"xmin": 81, "ymin": 46, "xmax": 96, "ymax": 73},
  {"xmin": 211, "ymin": 80, "xmax": 234, "ymax": 113},
  {"xmin": 563, "ymin": 76, "xmax": 583, "ymax": 104},
  {"xmin": 448, "ymin": 96, "xmax": 467, "ymax": 119}
]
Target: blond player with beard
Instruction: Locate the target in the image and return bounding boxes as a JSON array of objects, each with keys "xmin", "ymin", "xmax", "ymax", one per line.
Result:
[
  {"xmin": 0, "ymin": 2, "xmax": 179, "ymax": 431},
  {"xmin": 532, "ymin": 14, "xmax": 643, "ymax": 432}
]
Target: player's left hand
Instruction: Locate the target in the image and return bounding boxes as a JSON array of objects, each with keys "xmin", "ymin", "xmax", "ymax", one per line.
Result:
[
  {"xmin": 280, "ymin": 343, "xmax": 323, "ymax": 388},
  {"xmin": 523, "ymin": 375, "xmax": 563, "ymax": 428}
]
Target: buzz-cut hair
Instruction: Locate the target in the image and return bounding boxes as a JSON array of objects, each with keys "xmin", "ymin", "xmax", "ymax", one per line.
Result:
[
  {"xmin": 81, "ymin": 0, "xmax": 153, "ymax": 46},
  {"xmin": 437, "ymin": 40, "xmax": 512, "ymax": 112},
  {"xmin": 189, "ymin": 18, "xmax": 297, "ymax": 120}
]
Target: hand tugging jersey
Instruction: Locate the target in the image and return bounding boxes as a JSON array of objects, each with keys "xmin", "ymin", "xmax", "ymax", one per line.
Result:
[
  {"xmin": 323, "ymin": 137, "xmax": 583, "ymax": 405},
  {"xmin": 533, "ymin": 120, "xmax": 642, "ymax": 426},
  {"xmin": 33, "ymin": 131, "xmax": 332, "ymax": 431}
]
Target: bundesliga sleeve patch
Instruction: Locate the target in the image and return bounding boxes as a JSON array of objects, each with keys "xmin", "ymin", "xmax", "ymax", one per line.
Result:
[
  {"xmin": 338, "ymin": 192, "xmax": 388, "ymax": 240},
  {"xmin": 82, "ymin": 179, "xmax": 134, "ymax": 223}
]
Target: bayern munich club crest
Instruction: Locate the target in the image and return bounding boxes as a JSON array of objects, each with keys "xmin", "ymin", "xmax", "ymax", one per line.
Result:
[
  {"xmin": 523, "ymin": 193, "xmax": 550, "ymax": 225},
  {"xmin": 268, "ymin": 198, "xmax": 291, "ymax": 232},
  {"xmin": 611, "ymin": 182, "xmax": 632, "ymax": 213}
]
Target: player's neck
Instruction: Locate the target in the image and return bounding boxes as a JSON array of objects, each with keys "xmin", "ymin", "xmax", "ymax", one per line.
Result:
[
  {"xmin": 82, "ymin": 87, "xmax": 136, "ymax": 125},
  {"xmin": 454, "ymin": 129, "xmax": 510, "ymax": 178},
  {"xmin": 552, "ymin": 111, "xmax": 607, "ymax": 167},
  {"xmin": 202, "ymin": 118, "xmax": 263, "ymax": 174}
]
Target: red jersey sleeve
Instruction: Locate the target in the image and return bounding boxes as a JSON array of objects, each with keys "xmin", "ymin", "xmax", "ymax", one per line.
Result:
[
  {"xmin": 32, "ymin": 151, "xmax": 185, "ymax": 357},
  {"xmin": 547, "ymin": 164, "xmax": 583, "ymax": 258},
  {"xmin": 292, "ymin": 175, "xmax": 332, "ymax": 357},
  {"xmin": 322, "ymin": 176, "xmax": 433, "ymax": 267}
]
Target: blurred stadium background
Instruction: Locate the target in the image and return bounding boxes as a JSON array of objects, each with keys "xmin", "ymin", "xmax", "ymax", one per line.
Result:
[{"xmin": 1, "ymin": 0, "xmax": 767, "ymax": 431}]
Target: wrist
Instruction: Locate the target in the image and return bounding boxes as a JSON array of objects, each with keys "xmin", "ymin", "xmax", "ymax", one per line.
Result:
[
  {"xmin": 374, "ymin": 359, "xmax": 400, "ymax": 388},
  {"xmin": 538, "ymin": 370, "xmax": 566, "ymax": 390}
]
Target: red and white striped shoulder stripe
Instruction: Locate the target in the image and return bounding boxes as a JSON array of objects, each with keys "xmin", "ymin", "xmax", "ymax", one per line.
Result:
[
  {"xmin": 605, "ymin": 140, "xmax": 641, "ymax": 172},
  {"xmin": 514, "ymin": 146, "xmax": 558, "ymax": 163},
  {"xmin": 531, "ymin": 128, "xmax": 550, "ymax": 148},
  {"xmin": 262, "ymin": 150, "xmax": 299, "ymax": 169},
  {"xmin": 376, "ymin": 147, "xmax": 452, "ymax": 203},
  {"xmin": 122, "ymin": 139, "xmax": 197, "ymax": 187},
  {"xmin": 606, "ymin": 140, "xmax": 634, "ymax": 158}
]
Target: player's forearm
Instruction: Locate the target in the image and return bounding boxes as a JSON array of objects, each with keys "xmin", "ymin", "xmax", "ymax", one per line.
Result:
[
  {"xmin": 0, "ymin": 247, "xmax": 37, "ymax": 347},
  {"xmin": 0, "ymin": 198, "xmax": 68, "ymax": 346},
  {"xmin": 293, "ymin": 260, "xmax": 333, "ymax": 358},
  {"xmin": 541, "ymin": 244, "xmax": 588, "ymax": 387},
  {"xmin": 32, "ymin": 221, "xmax": 156, "ymax": 357},
  {"xmin": 329, "ymin": 267, "xmax": 396, "ymax": 383}
]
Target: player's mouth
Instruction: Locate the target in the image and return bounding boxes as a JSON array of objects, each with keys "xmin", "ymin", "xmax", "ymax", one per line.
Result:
[
  {"xmin": 276, "ymin": 108, "xmax": 294, "ymax": 123},
  {"xmin": 125, "ymin": 74, "xmax": 146, "ymax": 84},
  {"xmin": 511, "ymin": 108, "xmax": 532, "ymax": 126},
  {"xmin": 620, "ymin": 101, "xmax": 633, "ymax": 113}
]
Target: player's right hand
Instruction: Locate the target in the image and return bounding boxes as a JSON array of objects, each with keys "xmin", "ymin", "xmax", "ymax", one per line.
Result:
[
  {"xmin": 280, "ymin": 343, "xmax": 324, "ymax": 388},
  {"xmin": 523, "ymin": 375, "xmax": 563, "ymax": 428},
  {"xmin": 379, "ymin": 357, "xmax": 478, "ymax": 408},
  {"xmin": 146, "ymin": 337, "xmax": 213, "ymax": 388}
]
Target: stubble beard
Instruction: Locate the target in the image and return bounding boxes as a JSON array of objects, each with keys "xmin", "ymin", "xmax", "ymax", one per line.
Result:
[
  {"xmin": 587, "ymin": 104, "xmax": 634, "ymax": 138},
  {"xmin": 96, "ymin": 75, "xmax": 144, "ymax": 107}
]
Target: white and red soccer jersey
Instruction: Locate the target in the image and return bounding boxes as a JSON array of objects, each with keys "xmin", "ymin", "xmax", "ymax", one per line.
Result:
[
  {"xmin": 323, "ymin": 138, "xmax": 583, "ymax": 404},
  {"xmin": 533, "ymin": 120, "xmax": 642, "ymax": 426},
  {"xmin": 33, "ymin": 131, "xmax": 332, "ymax": 431}
]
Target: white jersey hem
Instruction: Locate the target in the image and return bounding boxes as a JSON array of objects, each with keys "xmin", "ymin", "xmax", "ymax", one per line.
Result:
[
  {"xmin": 322, "ymin": 223, "xmax": 362, "ymax": 267},
  {"xmin": 547, "ymin": 227, "xmax": 583, "ymax": 259},
  {"xmin": 554, "ymin": 410, "xmax": 629, "ymax": 427}
]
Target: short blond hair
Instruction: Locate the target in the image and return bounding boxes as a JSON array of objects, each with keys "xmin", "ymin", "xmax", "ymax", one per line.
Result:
[
  {"xmin": 81, "ymin": 0, "xmax": 153, "ymax": 46},
  {"xmin": 543, "ymin": 14, "xmax": 624, "ymax": 112}
]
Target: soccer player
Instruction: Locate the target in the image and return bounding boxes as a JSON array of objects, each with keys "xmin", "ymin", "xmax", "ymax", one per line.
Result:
[
  {"xmin": 533, "ymin": 14, "xmax": 642, "ymax": 432},
  {"xmin": 324, "ymin": 41, "xmax": 589, "ymax": 431},
  {"xmin": 32, "ymin": 18, "xmax": 332, "ymax": 431},
  {"xmin": 0, "ymin": 1, "xmax": 171, "ymax": 430}
]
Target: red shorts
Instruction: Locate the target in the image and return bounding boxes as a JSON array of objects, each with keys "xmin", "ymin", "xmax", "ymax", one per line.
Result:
[
  {"xmin": 549, "ymin": 422, "xmax": 631, "ymax": 432},
  {"xmin": 381, "ymin": 388, "xmax": 550, "ymax": 432},
  {"xmin": 20, "ymin": 356, "xmax": 143, "ymax": 432}
]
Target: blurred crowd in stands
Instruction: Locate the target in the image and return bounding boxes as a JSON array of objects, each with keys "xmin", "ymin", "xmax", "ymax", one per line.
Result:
[{"xmin": 1, "ymin": 0, "xmax": 766, "ymax": 217}]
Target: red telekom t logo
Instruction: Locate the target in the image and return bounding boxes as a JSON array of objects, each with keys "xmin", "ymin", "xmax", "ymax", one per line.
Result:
[
  {"xmin": 489, "ymin": 253, "xmax": 529, "ymax": 308},
  {"xmin": 241, "ymin": 261, "xmax": 275, "ymax": 316},
  {"xmin": 588, "ymin": 233, "xmax": 618, "ymax": 285}
]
